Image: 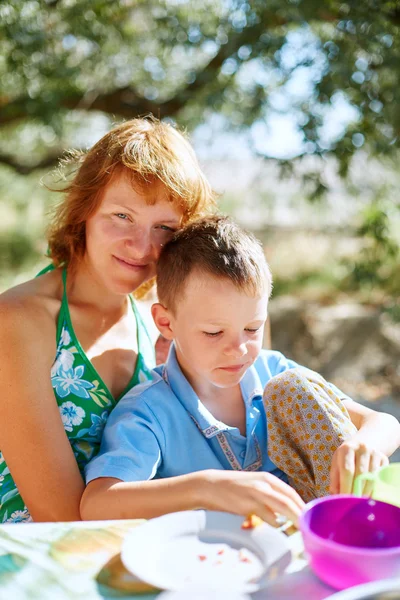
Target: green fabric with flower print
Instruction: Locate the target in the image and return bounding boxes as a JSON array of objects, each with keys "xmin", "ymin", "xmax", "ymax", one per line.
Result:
[{"xmin": 0, "ymin": 268, "xmax": 155, "ymax": 523}]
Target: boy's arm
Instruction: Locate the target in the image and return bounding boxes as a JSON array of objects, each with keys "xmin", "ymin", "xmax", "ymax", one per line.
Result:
[
  {"xmin": 343, "ymin": 399, "xmax": 400, "ymax": 457},
  {"xmin": 80, "ymin": 470, "xmax": 305, "ymax": 525},
  {"xmin": 330, "ymin": 399, "xmax": 400, "ymax": 494},
  {"xmin": 81, "ymin": 474, "xmax": 202, "ymax": 520},
  {"xmin": 80, "ymin": 365, "xmax": 307, "ymax": 523},
  {"xmin": 83, "ymin": 389, "xmax": 167, "ymax": 495},
  {"xmin": 261, "ymin": 351, "xmax": 400, "ymax": 494}
]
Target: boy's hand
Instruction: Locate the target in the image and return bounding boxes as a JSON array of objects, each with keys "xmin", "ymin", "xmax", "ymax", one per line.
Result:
[
  {"xmin": 200, "ymin": 470, "xmax": 305, "ymax": 527},
  {"xmin": 329, "ymin": 439, "xmax": 388, "ymax": 495}
]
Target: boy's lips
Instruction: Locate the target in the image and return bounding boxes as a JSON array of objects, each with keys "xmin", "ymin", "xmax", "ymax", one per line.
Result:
[{"xmin": 218, "ymin": 363, "xmax": 247, "ymax": 373}]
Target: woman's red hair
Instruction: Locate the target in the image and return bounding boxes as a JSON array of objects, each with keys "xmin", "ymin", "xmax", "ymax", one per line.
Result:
[{"xmin": 47, "ymin": 116, "xmax": 216, "ymax": 271}]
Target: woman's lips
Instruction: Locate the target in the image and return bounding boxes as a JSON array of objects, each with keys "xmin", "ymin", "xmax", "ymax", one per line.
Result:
[{"xmin": 113, "ymin": 256, "xmax": 148, "ymax": 270}]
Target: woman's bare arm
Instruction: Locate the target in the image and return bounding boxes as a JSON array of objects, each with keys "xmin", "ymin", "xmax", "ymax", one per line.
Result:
[{"xmin": 0, "ymin": 296, "xmax": 84, "ymax": 521}]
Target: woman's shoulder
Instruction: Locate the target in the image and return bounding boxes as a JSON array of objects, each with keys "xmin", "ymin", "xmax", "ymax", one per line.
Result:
[{"xmin": 0, "ymin": 268, "xmax": 63, "ymax": 334}]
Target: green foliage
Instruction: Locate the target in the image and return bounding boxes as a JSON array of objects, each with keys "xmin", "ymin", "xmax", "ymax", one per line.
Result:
[
  {"xmin": 0, "ymin": 229, "xmax": 41, "ymax": 271},
  {"xmin": 272, "ymin": 268, "xmax": 342, "ymax": 298},
  {"xmin": 1, "ymin": 0, "xmax": 400, "ymax": 175},
  {"xmin": 341, "ymin": 198, "xmax": 400, "ymax": 295},
  {"xmin": 384, "ymin": 295, "xmax": 400, "ymax": 323},
  {"xmin": 1, "ymin": 0, "xmax": 400, "ymax": 298}
]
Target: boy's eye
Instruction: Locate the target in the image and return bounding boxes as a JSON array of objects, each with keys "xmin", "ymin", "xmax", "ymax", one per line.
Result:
[
  {"xmin": 245, "ymin": 327, "xmax": 261, "ymax": 333},
  {"xmin": 203, "ymin": 331, "xmax": 222, "ymax": 337}
]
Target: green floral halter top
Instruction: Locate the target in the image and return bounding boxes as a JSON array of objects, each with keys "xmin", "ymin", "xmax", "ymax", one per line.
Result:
[{"xmin": 0, "ymin": 268, "xmax": 155, "ymax": 523}]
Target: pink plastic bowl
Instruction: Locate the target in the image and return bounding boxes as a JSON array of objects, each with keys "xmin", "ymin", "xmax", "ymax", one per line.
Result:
[{"xmin": 300, "ymin": 495, "xmax": 400, "ymax": 590}]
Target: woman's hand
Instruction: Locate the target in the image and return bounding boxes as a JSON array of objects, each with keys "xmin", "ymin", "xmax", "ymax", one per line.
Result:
[
  {"xmin": 200, "ymin": 470, "xmax": 305, "ymax": 527},
  {"xmin": 329, "ymin": 440, "xmax": 388, "ymax": 495}
]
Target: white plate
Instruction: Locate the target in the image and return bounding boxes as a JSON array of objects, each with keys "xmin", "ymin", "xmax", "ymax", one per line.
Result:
[
  {"xmin": 327, "ymin": 577, "xmax": 400, "ymax": 600},
  {"xmin": 121, "ymin": 510, "xmax": 291, "ymax": 593}
]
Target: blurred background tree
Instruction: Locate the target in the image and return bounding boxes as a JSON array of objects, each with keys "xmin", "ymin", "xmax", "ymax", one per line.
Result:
[{"xmin": 1, "ymin": 0, "xmax": 399, "ymax": 299}]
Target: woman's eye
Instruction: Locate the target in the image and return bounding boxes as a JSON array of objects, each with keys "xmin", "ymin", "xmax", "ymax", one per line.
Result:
[
  {"xmin": 115, "ymin": 213, "xmax": 129, "ymax": 220},
  {"xmin": 203, "ymin": 331, "xmax": 222, "ymax": 337}
]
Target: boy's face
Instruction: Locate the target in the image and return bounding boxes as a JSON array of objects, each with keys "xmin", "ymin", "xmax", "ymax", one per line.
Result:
[{"xmin": 167, "ymin": 271, "xmax": 268, "ymax": 392}]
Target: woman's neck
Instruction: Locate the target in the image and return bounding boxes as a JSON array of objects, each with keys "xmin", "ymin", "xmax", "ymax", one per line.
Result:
[{"xmin": 66, "ymin": 260, "xmax": 128, "ymax": 317}]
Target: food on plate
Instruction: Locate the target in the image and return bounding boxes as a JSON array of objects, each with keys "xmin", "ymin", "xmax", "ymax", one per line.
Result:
[
  {"xmin": 197, "ymin": 546, "xmax": 254, "ymax": 567},
  {"xmin": 241, "ymin": 514, "xmax": 264, "ymax": 530}
]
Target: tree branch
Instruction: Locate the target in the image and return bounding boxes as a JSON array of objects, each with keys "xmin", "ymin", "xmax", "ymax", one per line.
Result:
[
  {"xmin": 0, "ymin": 151, "xmax": 62, "ymax": 174},
  {"xmin": 0, "ymin": 11, "xmax": 285, "ymax": 174},
  {"xmin": 0, "ymin": 10, "xmax": 284, "ymax": 128},
  {"xmin": 0, "ymin": 89, "xmax": 161, "ymax": 127}
]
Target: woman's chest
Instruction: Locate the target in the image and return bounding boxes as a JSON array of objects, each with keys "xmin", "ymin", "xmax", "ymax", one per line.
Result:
[
  {"xmin": 85, "ymin": 326, "xmax": 139, "ymax": 400},
  {"xmin": 62, "ymin": 309, "xmax": 139, "ymax": 401}
]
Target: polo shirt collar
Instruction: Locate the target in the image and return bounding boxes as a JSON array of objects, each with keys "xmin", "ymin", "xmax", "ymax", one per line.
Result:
[{"xmin": 162, "ymin": 344, "xmax": 264, "ymax": 439}]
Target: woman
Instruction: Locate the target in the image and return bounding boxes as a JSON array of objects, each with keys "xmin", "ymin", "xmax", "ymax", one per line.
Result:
[{"xmin": 0, "ymin": 117, "xmax": 216, "ymax": 523}]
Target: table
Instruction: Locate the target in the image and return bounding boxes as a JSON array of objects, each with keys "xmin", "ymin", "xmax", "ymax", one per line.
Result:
[{"xmin": 0, "ymin": 519, "xmax": 337, "ymax": 600}]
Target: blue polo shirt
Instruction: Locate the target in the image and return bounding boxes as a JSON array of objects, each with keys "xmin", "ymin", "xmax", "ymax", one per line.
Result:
[{"xmin": 85, "ymin": 347, "xmax": 346, "ymax": 485}]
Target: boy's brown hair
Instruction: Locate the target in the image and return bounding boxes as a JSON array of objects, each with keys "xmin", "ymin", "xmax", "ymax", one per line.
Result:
[{"xmin": 156, "ymin": 215, "xmax": 272, "ymax": 313}]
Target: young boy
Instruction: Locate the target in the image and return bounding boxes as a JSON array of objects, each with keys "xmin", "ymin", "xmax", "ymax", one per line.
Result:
[{"xmin": 81, "ymin": 216, "xmax": 400, "ymax": 525}]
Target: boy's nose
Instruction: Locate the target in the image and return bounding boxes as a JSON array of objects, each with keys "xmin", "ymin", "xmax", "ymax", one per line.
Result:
[{"xmin": 225, "ymin": 340, "xmax": 247, "ymax": 358}]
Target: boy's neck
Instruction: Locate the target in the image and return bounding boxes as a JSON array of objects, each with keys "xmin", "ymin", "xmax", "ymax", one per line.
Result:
[
  {"xmin": 175, "ymin": 352, "xmax": 246, "ymax": 433},
  {"xmin": 202, "ymin": 385, "xmax": 247, "ymax": 437},
  {"xmin": 198, "ymin": 382, "xmax": 243, "ymax": 408}
]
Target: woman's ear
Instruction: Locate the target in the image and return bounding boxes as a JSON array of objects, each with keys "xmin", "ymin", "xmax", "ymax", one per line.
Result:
[{"xmin": 151, "ymin": 303, "xmax": 174, "ymax": 340}]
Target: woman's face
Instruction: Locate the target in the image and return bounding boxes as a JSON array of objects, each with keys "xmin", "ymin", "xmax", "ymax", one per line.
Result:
[{"xmin": 84, "ymin": 172, "xmax": 183, "ymax": 295}]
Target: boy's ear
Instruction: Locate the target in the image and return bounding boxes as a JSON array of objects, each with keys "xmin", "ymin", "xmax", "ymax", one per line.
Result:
[{"xmin": 151, "ymin": 303, "xmax": 174, "ymax": 340}]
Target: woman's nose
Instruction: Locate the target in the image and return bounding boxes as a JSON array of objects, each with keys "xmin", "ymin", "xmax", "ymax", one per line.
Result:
[{"xmin": 125, "ymin": 227, "xmax": 153, "ymax": 257}]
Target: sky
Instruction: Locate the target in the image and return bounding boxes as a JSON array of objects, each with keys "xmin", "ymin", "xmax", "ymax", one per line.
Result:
[
  {"xmin": 192, "ymin": 27, "xmax": 360, "ymax": 161},
  {"xmin": 192, "ymin": 92, "xmax": 359, "ymax": 161}
]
